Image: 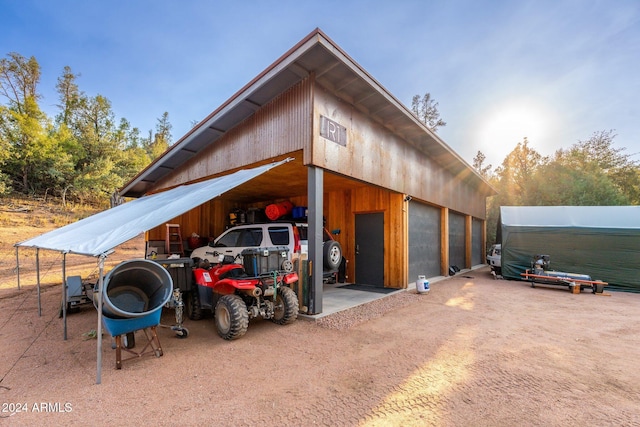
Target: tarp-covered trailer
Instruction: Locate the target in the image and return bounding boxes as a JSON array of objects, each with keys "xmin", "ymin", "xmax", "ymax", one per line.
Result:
[{"xmin": 499, "ymin": 206, "xmax": 640, "ymax": 293}]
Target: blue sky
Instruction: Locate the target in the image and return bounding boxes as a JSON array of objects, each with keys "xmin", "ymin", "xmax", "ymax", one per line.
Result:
[{"xmin": 2, "ymin": 0, "xmax": 639, "ymax": 168}]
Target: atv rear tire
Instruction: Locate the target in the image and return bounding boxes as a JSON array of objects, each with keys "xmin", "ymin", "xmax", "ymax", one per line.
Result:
[
  {"xmin": 187, "ymin": 289, "xmax": 203, "ymax": 321},
  {"xmin": 271, "ymin": 286, "xmax": 299, "ymax": 325},
  {"xmin": 215, "ymin": 295, "xmax": 249, "ymax": 340}
]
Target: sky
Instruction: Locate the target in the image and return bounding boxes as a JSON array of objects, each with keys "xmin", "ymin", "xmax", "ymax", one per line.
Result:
[{"xmin": 1, "ymin": 0, "xmax": 639, "ymax": 169}]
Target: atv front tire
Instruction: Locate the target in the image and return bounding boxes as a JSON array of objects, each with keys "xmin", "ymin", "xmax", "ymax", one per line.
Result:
[
  {"xmin": 271, "ymin": 286, "xmax": 299, "ymax": 325},
  {"xmin": 215, "ymin": 295, "xmax": 249, "ymax": 340}
]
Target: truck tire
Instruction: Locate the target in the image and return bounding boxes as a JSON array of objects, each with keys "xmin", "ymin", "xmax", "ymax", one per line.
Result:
[
  {"xmin": 215, "ymin": 295, "xmax": 249, "ymax": 340},
  {"xmin": 271, "ymin": 286, "xmax": 299, "ymax": 325},
  {"xmin": 323, "ymin": 240, "xmax": 342, "ymax": 270}
]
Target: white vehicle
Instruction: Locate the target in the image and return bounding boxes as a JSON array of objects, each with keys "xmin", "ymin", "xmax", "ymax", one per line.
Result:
[
  {"xmin": 486, "ymin": 244, "xmax": 501, "ymax": 274},
  {"xmin": 190, "ymin": 222, "xmax": 344, "ymax": 282}
]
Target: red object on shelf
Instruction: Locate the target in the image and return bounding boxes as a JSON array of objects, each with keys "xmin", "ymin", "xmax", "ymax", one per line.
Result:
[{"xmin": 265, "ymin": 201, "xmax": 294, "ymax": 220}]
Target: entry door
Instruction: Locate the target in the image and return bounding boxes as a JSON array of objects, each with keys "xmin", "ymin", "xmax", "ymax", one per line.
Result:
[{"xmin": 355, "ymin": 212, "xmax": 384, "ymax": 287}]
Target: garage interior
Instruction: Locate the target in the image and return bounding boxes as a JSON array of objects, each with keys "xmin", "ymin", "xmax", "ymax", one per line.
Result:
[{"xmin": 122, "ymin": 28, "xmax": 494, "ymax": 315}]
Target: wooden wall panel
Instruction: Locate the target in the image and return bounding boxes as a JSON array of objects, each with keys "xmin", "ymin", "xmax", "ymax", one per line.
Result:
[
  {"xmin": 324, "ymin": 188, "xmax": 353, "ymax": 281},
  {"xmin": 388, "ymin": 192, "xmax": 407, "ymax": 288},
  {"xmin": 347, "ymin": 186, "xmax": 406, "ymax": 288},
  {"xmin": 465, "ymin": 215, "xmax": 473, "ymax": 269},
  {"xmin": 146, "ymin": 199, "xmax": 235, "ymax": 245},
  {"xmin": 152, "ymin": 78, "xmax": 313, "ymax": 191}
]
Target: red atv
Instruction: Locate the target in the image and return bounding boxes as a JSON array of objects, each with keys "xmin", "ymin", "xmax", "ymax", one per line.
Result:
[{"xmin": 188, "ymin": 247, "xmax": 299, "ymax": 340}]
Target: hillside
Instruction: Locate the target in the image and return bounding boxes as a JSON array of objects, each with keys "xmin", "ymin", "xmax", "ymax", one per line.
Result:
[{"xmin": 0, "ymin": 197, "xmax": 145, "ymax": 294}]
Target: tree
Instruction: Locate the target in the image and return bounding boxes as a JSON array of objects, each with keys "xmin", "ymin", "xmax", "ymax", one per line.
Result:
[
  {"xmin": 493, "ymin": 137, "xmax": 545, "ymax": 206},
  {"xmin": 484, "ymin": 138, "xmax": 545, "ymax": 245},
  {"xmin": 0, "ymin": 53, "xmax": 62, "ymax": 194},
  {"xmin": 535, "ymin": 130, "xmax": 639, "ymax": 205},
  {"xmin": 532, "ymin": 161, "xmax": 628, "ymax": 206},
  {"xmin": 55, "ymin": 66, "xmax": 81, "ymax": 126},
  {"xmin": 411, "ymin": 92, "xmax": 446, "ymax": 132},
  {"xmin": 145, "ymin": 112, "xmax": 172, "ymax": 159},
  {"xmin": 0, "ymin": 52, "xmax": 41, "ymax": 113},
  {"xmin": 472, "ymin": 150, "xmax": 493, "ymax": 179},
  {"xmin": 0, "ymin": 51, "xmax": 168, "ymax": 203},
  {"xmin": 567, "ymin": 130, "xmax": 639, "ymax": 204}
]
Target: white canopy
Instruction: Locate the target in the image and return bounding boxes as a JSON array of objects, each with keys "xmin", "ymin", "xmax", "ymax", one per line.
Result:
[{"xmin": 16, "ymin": 159, "xmax": 290, "ymax": 256}]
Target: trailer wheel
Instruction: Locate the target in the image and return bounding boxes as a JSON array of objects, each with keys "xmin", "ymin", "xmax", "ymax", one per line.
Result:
[
  {"xmin": 124, "ymin": 332, "xmax": 135, "ymax": 349},
  {"xmin": 214, "ymin": 295, "xmax": 248, "ymax": 340},
  {"xmin": 593, "ymin": 283, "xmax": 605, "ymax": 294}
]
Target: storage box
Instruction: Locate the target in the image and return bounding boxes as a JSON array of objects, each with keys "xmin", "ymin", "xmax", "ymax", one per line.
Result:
[
  {"xmin": 242, "ymin": 246, "xmax": 289, "ymax": 277},
  {"xmin": 149, "ymin": 257, "xmax": 194, "ymax": 292},
  {"xmin": 292, "ymin": 206, "xmax": 307, "ymax": 219}
]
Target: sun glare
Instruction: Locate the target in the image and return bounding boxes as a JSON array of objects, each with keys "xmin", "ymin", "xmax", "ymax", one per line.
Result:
[{"xmin": 478, "ymin": 101, "xmax": 553, "ymax": 163}]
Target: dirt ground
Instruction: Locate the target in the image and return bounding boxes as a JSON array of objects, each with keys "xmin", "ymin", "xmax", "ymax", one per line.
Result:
[{"xmin": 0, "ymin": 261, "xmax": 639, "ymax": 427}]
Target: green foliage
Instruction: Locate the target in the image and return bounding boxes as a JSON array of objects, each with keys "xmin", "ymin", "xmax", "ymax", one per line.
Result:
[
  {"xmin": 0, "ymin": 52, "xmax": 172, "ymax": 205},
  {"xmin": 480, "ymin": 131, "xmax": 640, "ymax": 245}
]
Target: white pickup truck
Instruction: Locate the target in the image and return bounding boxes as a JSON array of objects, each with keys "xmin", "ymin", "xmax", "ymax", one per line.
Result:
[{"xmin": 486, "ymin": 244, "xmax": 501, "ymax": 274}]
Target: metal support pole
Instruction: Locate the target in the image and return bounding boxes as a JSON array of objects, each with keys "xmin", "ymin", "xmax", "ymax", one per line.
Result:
[
  {"xmin": 307, "ymin": 166, "xmax": 324, "ymax": 314},
  {"xmin": 15, "ymin": 247, "xmax": 20, "ymax": 290},
  {"xmin": 36, "ymin": 249, "xmax": 41, "ymax": 317},
  {"xmin": 62, "ymin": 252, "xmax": 67, "ymax": 340},
  {"xmin": 96, "ymin": 255, "xmax": 105, "ymax": 385}
]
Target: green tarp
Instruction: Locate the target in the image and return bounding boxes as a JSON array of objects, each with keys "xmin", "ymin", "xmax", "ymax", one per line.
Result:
[{"xmin": 500, "ymin": 206, "xmax": 640, "ymax": 292}]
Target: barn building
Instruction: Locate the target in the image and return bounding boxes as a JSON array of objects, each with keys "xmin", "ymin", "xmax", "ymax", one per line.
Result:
[{"xmin": 120, "ymin": 28, "xmax": 495, "ymax": 314}]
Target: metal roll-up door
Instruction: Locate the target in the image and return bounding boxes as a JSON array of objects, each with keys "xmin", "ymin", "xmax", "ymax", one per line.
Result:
[
  {"xmin": 408, "ymin": 201, "xmax": 441, "ymax": 281},
  {"xmin": 448, "ymin": 211, "xmax": 465, "ymax": 271}
]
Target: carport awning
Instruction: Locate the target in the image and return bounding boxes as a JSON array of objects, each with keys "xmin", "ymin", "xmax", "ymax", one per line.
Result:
[{"xmin": 16, "ymin": 159, "xmax": 291, "ymax": 257}]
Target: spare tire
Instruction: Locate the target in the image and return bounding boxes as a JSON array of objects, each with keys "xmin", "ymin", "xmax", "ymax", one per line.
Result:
[{"xmin": 323, "ymin": 240, "xmax": 342, "ymax": 270}]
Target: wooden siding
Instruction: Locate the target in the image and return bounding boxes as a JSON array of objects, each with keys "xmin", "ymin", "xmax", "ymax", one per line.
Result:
[
  {"xmin": 146, "ymin": 199, "xmax": 235, "ymax": 244},
  {"xmin": 332, "ymin": 186, "xmax": 406, "ymax": 288},
  {"xmin": 311, "ymin": 85, "xmax": 487, "ymax": 219},
  {"xmin": 153, "ymin": 78, "xmax": 313, "ymax": 190}
]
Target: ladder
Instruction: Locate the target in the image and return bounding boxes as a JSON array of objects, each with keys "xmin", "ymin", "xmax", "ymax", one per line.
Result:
[{"xmin": 165, "ymin": 224, "xmax": 184, "ymax": 256}]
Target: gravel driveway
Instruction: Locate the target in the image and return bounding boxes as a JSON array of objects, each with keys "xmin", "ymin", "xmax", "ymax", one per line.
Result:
[{"xmin": 1, "ymin": 267, "xmax": 639, "ymax": 426}]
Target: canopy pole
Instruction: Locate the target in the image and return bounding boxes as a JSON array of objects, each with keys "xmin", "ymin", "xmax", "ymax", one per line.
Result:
[
  {"xmin": 36, "ymin": 249, "xmax": 41, "ymax": 317},
  {"xmin": 96, "ymin": 255, "xmax": 105, "ymax": 385},
  {"xmin": 15, "ymin": 247, "xmax": 20, "ymax": 290},
  {"xmin": 62, "ymin": 252, "xmax": 68, "ymax": 340}
]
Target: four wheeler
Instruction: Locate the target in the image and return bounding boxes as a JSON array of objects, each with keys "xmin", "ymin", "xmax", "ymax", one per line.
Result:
[{"xmin": 188, "ymin": 247, "xmax": 299, "ymax": 340}]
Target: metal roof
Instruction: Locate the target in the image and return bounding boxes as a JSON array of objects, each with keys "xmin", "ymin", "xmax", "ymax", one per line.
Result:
[
  {"xmin": 501, "ymin": 206, "xmax": 640, "ymax": 229},
  {"xmin": 121, "ymin": 28, "xmax": 490, "ymax": 198}
]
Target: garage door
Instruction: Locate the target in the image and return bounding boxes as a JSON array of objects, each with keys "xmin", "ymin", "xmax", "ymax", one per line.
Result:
[
  {"xmin": 408, "ymin": 201, "xmax": 441, "ymax": 281},
  {"xmin": 449, "ymin": 211, "xmax": 465, "ymax": 271}
]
